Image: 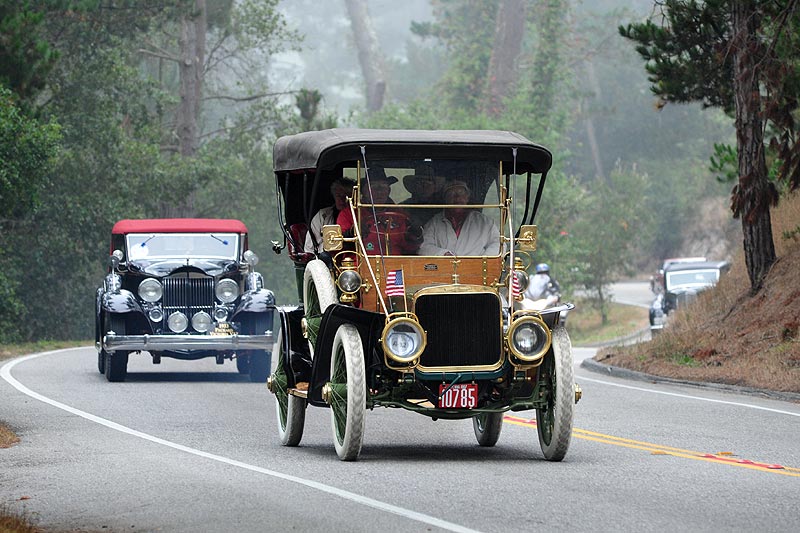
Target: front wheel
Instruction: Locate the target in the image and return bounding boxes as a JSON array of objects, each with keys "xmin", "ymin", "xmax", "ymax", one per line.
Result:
[
  {"xmin": 303, "ymin": 260, "xmax": 338, "ymax": 355},
  {"xmin": 536, "ymin": 325, "xmax": 575, "ymax": 461},
  {"xmin": 327, "ymin": 324, "xmax": 366, "ymax": 461},
  {"xmin": 104, "ymin": 314, "xmax": 128, "ymax": 382},
  {"xmin": 272, "ymin": 329, "xmax": 306, "ymax": 446},
  {"xmin": 472, "ymin": 412, "xmax": 503, "ymax": 447}
]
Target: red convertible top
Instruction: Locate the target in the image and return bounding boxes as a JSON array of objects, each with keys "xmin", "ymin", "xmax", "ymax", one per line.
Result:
[{"xmin": 112, "ymin": 219, "xmax": 248, "ymax": 235}]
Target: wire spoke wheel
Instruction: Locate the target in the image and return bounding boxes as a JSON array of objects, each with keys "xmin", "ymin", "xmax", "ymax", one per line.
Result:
[
  {"xmin": 303, "ymin": 260, "xmax": 337, "ymax": 354},
  {"xmin": 535, "ymin": 325, "xmax": 574, "ymax": 461},
  {"xmin": 272, "ymin": 329, "xmax": 305, "ymax": 446},
  {"xmin": 328, "ymin": 324, "xmax": 366, "ymax": 461}
]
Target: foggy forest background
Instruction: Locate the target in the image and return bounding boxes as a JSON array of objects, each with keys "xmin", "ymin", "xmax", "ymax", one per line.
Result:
[{"xmin": 1, "ymin": 0, "xmax": 743, "ymax": 342}]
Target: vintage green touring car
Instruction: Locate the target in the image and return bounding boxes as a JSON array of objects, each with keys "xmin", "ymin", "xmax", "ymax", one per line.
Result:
[{"xmin": 268, "ymin": 129, "xmax": 580, "ymax": 460}]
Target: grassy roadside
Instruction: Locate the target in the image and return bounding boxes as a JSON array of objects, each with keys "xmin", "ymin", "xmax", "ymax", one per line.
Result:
[
  {"xmin": 567, "ymin": 299, "xmax": 649, "ymax": 346},
  {"xmin": 0, "ymin": 340, "xmax": 91, "ymax": 362}
]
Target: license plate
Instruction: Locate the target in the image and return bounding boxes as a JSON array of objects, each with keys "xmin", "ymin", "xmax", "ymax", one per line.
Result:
[{"xmin": 438, "ymin": 383, "xmax": 478, "ymax": 409}]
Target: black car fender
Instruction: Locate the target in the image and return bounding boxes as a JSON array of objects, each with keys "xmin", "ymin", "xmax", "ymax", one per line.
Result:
[
  {"xmin": 100, "ymin": 289, "xmax": 143, "ymax": 315},
  {"xmin": 308, "ymin": 304, "xmax": 384, "ymax": 407},
  {"xmin": 232, "ymin": 288, "xmax": 276, "ymax": 317}
]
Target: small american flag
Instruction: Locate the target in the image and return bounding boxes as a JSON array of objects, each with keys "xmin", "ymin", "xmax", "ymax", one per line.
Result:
[
  {"xmin": 386, "ymin": 269, "xmax": 406, "ymax": 296},
  {"xmin": 511, "ymin": 271, "xmax": 521, "ymax": 300}
]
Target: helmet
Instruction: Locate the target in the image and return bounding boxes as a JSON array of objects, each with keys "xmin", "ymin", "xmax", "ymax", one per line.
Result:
[{"xmin": 535, "ymin": 263, "xmax": 550, "ymax": 274}]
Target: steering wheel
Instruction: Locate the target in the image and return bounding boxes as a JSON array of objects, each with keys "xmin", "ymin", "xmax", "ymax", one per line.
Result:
[{"xmin": 361, "ymin": 210, "xmax": 413, "ymax": 239}]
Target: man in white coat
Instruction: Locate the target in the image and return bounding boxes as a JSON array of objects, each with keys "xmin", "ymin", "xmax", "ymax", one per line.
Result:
[
  {"xmin": 419, "ymin": 180, "xmax": 499, "ymax": 256},
  {"xmin": 304, "ymin": 177, "xmax": 355, "ymax": 253}
]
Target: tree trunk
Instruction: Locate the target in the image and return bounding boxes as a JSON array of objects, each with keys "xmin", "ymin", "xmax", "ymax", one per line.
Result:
[
  {"xmin": 584, "ymin": 60, "xmax": 605, "ymax": 182},
  {"xmin": 177, "ymin": 0, "xmax": 205, "ymax": 158},
  {"xmin": 344, "ymin": 0, "xmax": 386, "ymax": 113},
  {"xmin": 730, "ymin": 0, "xmax": 776, "ymax": 291},
  {"xmin": 483, "ymin": 0, "xmax": 527, "ymax": 117},
  {"xmin": 165, "ymin": 0, "xmax": 206, "ymax": 218}
]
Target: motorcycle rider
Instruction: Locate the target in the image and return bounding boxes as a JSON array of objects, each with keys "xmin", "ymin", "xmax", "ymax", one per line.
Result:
[{"xmin": 525, "ymin": 263, "xmax": 560, "ymax": 302}]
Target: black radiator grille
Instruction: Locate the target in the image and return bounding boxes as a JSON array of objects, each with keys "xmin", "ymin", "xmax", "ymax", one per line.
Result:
[
  {"xmin": 414, "ymin": 292, "xmax": 502, "ymax": 368},
  {"xmin": 162, "ymin": 274, "xmax": 214, "ymax": 316}
]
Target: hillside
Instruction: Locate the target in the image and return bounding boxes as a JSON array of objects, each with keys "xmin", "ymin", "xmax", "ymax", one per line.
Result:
[{"xmin": 596, "ymin": 192, "xmax": 800, "ymax": 395}]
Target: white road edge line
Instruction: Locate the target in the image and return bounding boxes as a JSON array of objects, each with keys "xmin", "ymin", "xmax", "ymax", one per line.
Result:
[
  {"xmin": 1, "ymin": 350, "xmax": 480, "ymax": 533},
  {"xmin": 577, "ymin": 375, "xmax": 800, "ymax": 417}
]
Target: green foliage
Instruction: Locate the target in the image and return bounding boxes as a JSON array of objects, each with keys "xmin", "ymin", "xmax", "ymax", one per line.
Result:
[
  {"xmin": 412, "ymin": 0, "xmax": 497, "ymax": 112},
  {"xmin": 709, "ymin": 142, "xmax": 737, "ymax": 183},
  {"xmin": 567, "ymin": 163, "xmax": 651, "ymax": 324},
  {"xmin": 0, "ymin": 87, "xmax": 61, "ymax": 343},
  {"xmin": 0, "ymin": 1, "xmax": 59, "ymax": 101},
  {"xmin": 618, "ymin": 0, "xmax": 734, "ymax": 112},
  {"xmin": 0, "ymin": 88, "xmax": 61, "ymax": 221},
  {"xmin": 0, "ymin": 0, "xmax": 303, "ymax": 341}
]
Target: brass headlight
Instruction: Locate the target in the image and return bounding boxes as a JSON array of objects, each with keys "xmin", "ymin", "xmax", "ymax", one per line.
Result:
[
  {"xmin": 507, "ymin": 315, "xmax": 551, "ymax": 362},
  {"xmin": 337, "ymin": 269, "xmax": 362, "ymax": 293},
  {"xmin": 381, "ymin": 317, "xmax": 426, "ymax": 364}
]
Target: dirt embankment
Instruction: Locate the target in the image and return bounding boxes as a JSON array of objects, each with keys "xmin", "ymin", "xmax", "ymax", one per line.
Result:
[{"xmin": 597, "ymin": 192, "xmax": 800, "ymax": 394}]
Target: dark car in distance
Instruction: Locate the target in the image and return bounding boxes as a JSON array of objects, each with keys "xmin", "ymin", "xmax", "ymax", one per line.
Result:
[
  {"xmin": 649, "ymin": 259, "xmax": 730, "ymax": 333},
  {"xmin": 95, "ymin": 218, "xmax": 275, "ymax": 382}
]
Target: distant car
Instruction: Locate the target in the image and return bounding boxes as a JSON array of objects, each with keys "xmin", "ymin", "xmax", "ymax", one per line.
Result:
[
  {"xmin": 95, "ymin": 218, "xmax": 275, "ymax": 382},
  {"xmin": 649, "ymin": 260, "xmax": 729, "ymax": 333},
  {"xmin": 649, "ymin": 256, "xmax": 707, "ymax": 294}
]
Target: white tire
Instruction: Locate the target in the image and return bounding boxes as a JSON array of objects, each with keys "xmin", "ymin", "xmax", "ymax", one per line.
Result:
[
  {"xmin": 273, "ymin": 329, "xmax": 306, "ymax": 446},
  {"xmin": 536, "ymin": 325, "xmax": 574, "ymax": 461},
  {"xmin": 303, "ymin": 260, "xmax": 338, "ymax": 355},
  {"xmin": 329, "ymin": 324, "xmax": 366, "ymax": 461}
]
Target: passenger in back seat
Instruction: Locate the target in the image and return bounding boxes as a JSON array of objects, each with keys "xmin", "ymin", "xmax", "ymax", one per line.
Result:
[{"xmin": 304, "ymin": 177, "xmax": 355, "ymax": 253}]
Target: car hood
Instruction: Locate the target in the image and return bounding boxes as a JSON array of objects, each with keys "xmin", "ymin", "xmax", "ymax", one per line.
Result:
[{"xmin": 129, "ymin": 258, "xmax": 240, "ymax": 277}]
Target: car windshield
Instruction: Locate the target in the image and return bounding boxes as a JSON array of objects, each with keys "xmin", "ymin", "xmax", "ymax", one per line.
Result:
[
  {"xmin": 126, "ymin": 233, "xmax": 239, "ymax": 260},
  {"xmin": 348, "ymin": 158, "xmax": 505, "ymax": 257},
  {"xmin": 666, "ymin": 269, "xmax": 719, "ymax": 288}
]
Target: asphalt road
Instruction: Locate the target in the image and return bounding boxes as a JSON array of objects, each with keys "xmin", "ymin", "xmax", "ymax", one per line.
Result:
[{"xmin": 2, "ymin": 340, "xmax": 799, "ymax": 533}]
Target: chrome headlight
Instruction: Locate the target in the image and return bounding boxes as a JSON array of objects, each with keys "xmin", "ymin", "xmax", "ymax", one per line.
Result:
[
  {"xmin": 337, "ymin": 270, "xmax": 362, "ymax": 293},
  {"xmin": 147, "ymin": 306, "xmax": 164, "ymax": 323},
  {"xmin": 243, "ymin": 249, "xmax": 259, "ymax": 266},
  {"xmin": 216, "ymin": 278, "xmax": 239, "ymax": 303},
  {"xmin": 507, "ymin": 316, "xmax": 551, "ymax": 362},
  {"xmin": 381, "ymin": 317, "xmax": 426, "ymax": 364},
  {"xmin": 138, "ymin": 278, "xmax": 163, "ymax": 302},
  {"xmin": 191, "ymin": 311, "xmax": 213, "ymax": 333},
  {"xmin": 214, "ymin": 306, "xmax": 230, "ymax": 322},
  {"xmin": 167, "ymin": 311, "xmax": 188, "ymax": 333}
]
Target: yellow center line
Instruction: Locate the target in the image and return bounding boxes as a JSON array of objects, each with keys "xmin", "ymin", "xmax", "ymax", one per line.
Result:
[{"xmin": 503, "ymin": 415, "xmax": 800, "ymax": 477}]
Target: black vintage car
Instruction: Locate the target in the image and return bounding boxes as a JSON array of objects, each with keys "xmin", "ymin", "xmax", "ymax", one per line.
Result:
[
  {"xmin": 267, "ymin": 128, "xmax": 580, "ymax": 461},
  {"xmin": 95, "ymin": 218, "xmax": 275, "ymax": 382},
  {"xmin": 649, "ymin": 259, "xmax": 730, "ymax": 333}
]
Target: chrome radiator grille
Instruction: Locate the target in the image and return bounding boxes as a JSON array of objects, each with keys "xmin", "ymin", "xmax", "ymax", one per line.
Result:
[
  {"xmin": 414, "ymin": 292, "xmax": 502, "ymax": 368},
  {"xmin": 162, "ymin": 274, "xmax": 214, "ymax": 316}
]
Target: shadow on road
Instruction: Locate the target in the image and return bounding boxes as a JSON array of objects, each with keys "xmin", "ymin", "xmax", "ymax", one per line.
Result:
[{"xmin": 118, "ymin": 371, "xmax": 255, "ymax": 383}]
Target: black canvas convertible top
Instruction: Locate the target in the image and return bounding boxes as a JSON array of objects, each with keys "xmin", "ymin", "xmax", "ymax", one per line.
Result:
[{"xmin": 273, "ymin": 128, "xmax": 552, "ymax": 174}]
